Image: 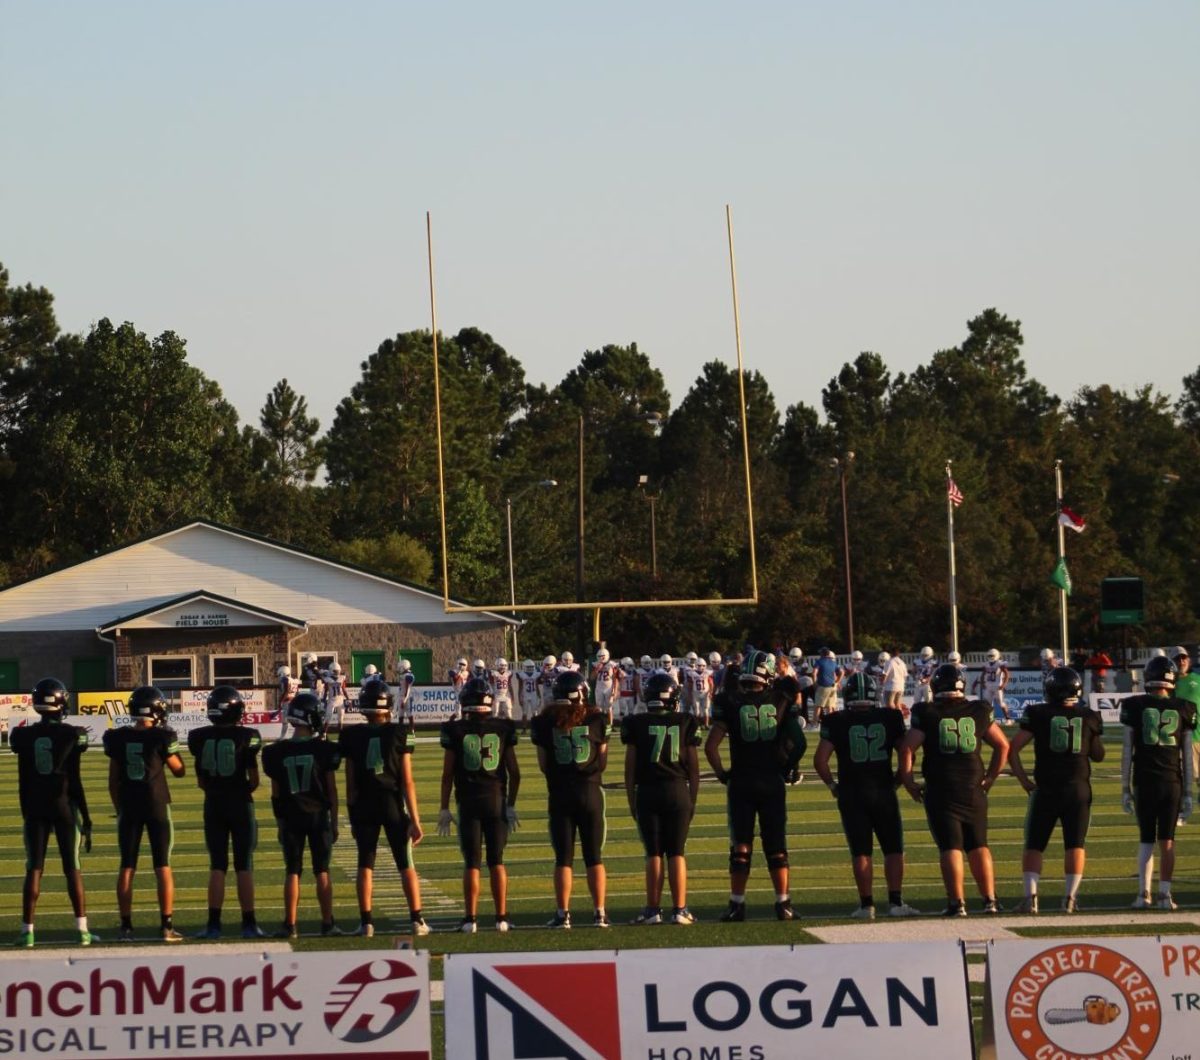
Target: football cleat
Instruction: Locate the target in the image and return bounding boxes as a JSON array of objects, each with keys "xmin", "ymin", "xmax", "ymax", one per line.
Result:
[
  {"xmin": 78, "ymin": 929, "xmax": 100, "ymax": 946},
  {"xmin": 1014, "ymin": 896, "xmax": 1039, "ymax": 915},
  {"xmin": 411, "ymin": 916, "xmax": 431, "ymax": 937},
  {"xmin": 273, "ymin": 923, "xmax": 298, "ymax": 940},
  {"xmin": 774, "ymin": 900, "xmax": 796, "ymax": 921},
  {"xmin": 459, "ymin": 917, "xmax": 478, "ymax": 934},
  {"xmin": 850, "ymin": 905, "xmax": 876, "ymax": 920},
  {"xmin": 192, "ymin": 926, "xmax": 222, "ymax": 940},
  {"xmin": 161, "ymin": 927, "xmax": 184, "ymax": 943},
  {"xmin": 1131, "ymin": 892, "xmax": 1153, "ymax": 909},
  {"xmin": 982, "ymin": 899, "xmax": 1004, "ymax": 915},
  {"xmin": 495, "ymin": 916, "xmax": 513, "ymax": 933},
  {"xmin": 942, "ymin": 903, "xmax": 968, "ymax": 918},
  {"xmin": 545, "ymin": 912, "xmax": 571, "ymax": 930},
  {"xmin": 592, "ymin": 911, "xmax": 610, "ymax": 928},
  {"xmin": 351, "ymin": 923, "xmax": 375, "ymax": 938},
  {"xmin": 1061, "ymin": 896, "xmax": 1079, "ymax": 914},
  {"xmin": 671, "ymin": 907, "xmax": 697, "ymax": 925},
  {"xmin": 719, "ymin": 902, "xmax": 746, "ymax": 923},
  {"xmin": 118, "ymin": 926, "xmax": 136, "ymax": 942},
  {"xmin": 14, "ymin": 931, "xmax": 34, "ymax": 949},
  {"xmin": 319, "ymin": 922, "xmax": 343, "ymax": 937},
  {"xmin": 241, "ymin": 924, "xmax": 266, "ymax": 939},
  {"xmin": 888, "ymin": 902, "xmax": 919, "ymax": 918},
  {"xmin": 632, "ymin": 907, "xmax": 663, "ymax": 925},
  {"xmin": 1157, "ymin": 894, "xmax": 1178, "ymax": 911}
]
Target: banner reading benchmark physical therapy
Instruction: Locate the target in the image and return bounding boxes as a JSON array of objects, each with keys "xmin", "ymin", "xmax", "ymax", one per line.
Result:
[
  {"xmin": 0, "ymin": 950, "xmax": 431, "ymax": 1059},
  {"xmin": 445, "ymin": 943, "xmax": 972, "ymax": 1060},
  {"xmin": 985, "ymin": 936, "xmax": 1200, "ymax": 1059}
]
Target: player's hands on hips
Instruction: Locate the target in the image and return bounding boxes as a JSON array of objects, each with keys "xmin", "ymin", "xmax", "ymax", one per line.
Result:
[
  {"xmin": 437, "ymin": 808, "xmax": 454, "ymax": 836},
  {"xmin": 1122, "ymin": 792, "xmax": 1135, "ymax": 815}
]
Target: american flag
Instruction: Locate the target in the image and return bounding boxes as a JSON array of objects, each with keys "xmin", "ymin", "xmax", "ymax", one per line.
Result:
[{"xmin": 947, "ymin": 478, "xmax": 964, "ymax": 507}]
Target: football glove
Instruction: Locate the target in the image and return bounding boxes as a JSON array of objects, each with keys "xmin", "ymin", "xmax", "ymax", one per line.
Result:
[
  {"xmin": 1122, "ymin": 792, "xmax": 1135, "ymax": 815},
  {"xmin": 1181, "ymin": 796, "xmax": 1194, "ymax": 821},
  {"xmin": 81, "ymin": 818, "xmax": 93, "ymax": 854},
  {"xmin": 784, "ymin": 767, "xmax": 803, "ymax": 786},
  {"xmin": 437, "ymin": 809, "xmax": 455, "ymax": 836},
  {"xmin": 505, "ymin": 805, "xmax": 520, "ymax": 831},
  {"xmin": 827, "ymin": 781, "xmax": 839, "ymax": 799}
]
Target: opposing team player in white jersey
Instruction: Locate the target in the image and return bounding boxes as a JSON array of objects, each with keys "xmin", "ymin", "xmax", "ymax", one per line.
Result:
[
  {"xmin": 912, "ymin": 647, "xmax": 936, "ymax": 705},
  {"xmin": 395, "ymin": 660, "xmax": 416, "ymax": 721},
  {"xmin": 516, "ymin": 660, "xmax": 541, "ymax": 723},
  {"xmin": 709, "ymin": 652, "xmax": 726, "ymax": 691},
  {"xmin": 658, "ymin": 653, "xmax": 680, "ymax": 685},
  {"xmin": 558, "ymin": 651, "xmax": 580, "ymax": 673},
  {"xmin": 490, "ymin": 658, "xmax": 515, "ymax": 720},
  {"xmin": 323, "ymin": 661, "xmax": 350, "ymax": 730},
  {"xmin": 685, "ymin": 658, "xmax": 714, "ymax": 726},
  {"xmin": 616, "ymin": 657, "xmax": 638, "ymax": 718},
  {"xmin": 591, "ymin": 649, "xmax": 619, "ymax": 722},
  {"xmin": 538, "ymin": 655, "xmax": 559, "ymax": 708},
  {"xmin": 974, "ymin": 649, "xmax": 1011, "ymax": 722}
]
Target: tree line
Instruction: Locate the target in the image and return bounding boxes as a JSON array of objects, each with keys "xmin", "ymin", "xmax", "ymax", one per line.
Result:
[{"xmin": 2, "ymin": 261, "xmax": 1197, "ymax": 658}]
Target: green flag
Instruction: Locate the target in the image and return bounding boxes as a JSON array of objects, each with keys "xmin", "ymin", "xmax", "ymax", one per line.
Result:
[{"xmin": 1051, "ymin": 556, "xmax": 1072, "ymax": 595}]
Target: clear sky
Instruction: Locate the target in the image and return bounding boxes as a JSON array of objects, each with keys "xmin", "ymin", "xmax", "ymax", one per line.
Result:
[{"xmin": 2, "ymin": 1, "xmax": 1197, "ymax": 433}]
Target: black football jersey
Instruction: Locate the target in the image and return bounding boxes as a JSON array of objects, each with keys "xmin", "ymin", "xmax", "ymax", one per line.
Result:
[
  {"xmin": 339, "ymin": 721, "xmax": 414, "ymax": 796},
  {"xmin": 530, "ymin": 710, "xmax": 609, "ymax": 787},
  {"xmin": 262, "ymin": 736, "xmax": 341, "ymax": 813},
  {"xmin": 1120, "ymin": 694, "xmax": 1198, "ymax": 784},
  {"xmin": 712, "ymin": 678, "xmax": 804, "ymax": 774},
  {"xmin": 11, "ymin": 719, "xmax": 89, "ymax": 814},
  {"xmin": 440, "ymin": 715, "xmax": 519, "ymax": 799},
  {"xmin": 911, "ymin": 698, "xmax": 994, "ymax": 788},
  {"xmin": 821, "ymin": 706, "xmax": 906, "ymax": 787},
  {"xmin": 103, "ymin": 724, "xmax": 181, "ymax": 806},
  {"xmin": 187, "ymin": 725, "xmax": 262, "ymax": 800},
  {"xmin": 1019, "ymin": 701, "xmax": 1103, "ymax": 787},
  {"xmin": 620, "ymin": 710, "xmax": 700, "ymax": 785}
]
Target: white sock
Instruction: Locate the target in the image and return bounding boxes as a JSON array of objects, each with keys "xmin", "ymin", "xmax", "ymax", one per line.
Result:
[
  {"xmin": 776, "ymin": 892, "xmax": 789, "ymax": 903},
  {"xmin": 1138, "ymin": 843, "xmax": 1155, "ymax": 893},
  {"xmin": 75, "ymin": 917, "xmax": 88, "ymax": 931},
  {"xmin": 22, "ymin": 922, "xmax": 33, "ymax": 934},
  {"xmin": 729, "ymin": 893, "xmax": 745, "ymax": 905},
  {"xmin": 1064, "ymin": 874, "xmax": 1081, "ymax": 899},
  {"xmin": 1159, "ymin": 880, "xmax": 1172, "ymax": 896},
  {"xmin": 1023, "ymin": 871, "xmax": 1040, "ymax": 897}
]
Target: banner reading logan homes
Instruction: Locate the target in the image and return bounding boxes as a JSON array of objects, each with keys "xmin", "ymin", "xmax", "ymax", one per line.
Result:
[
  {"xmin": 985, "ymin": 936, "xmax": 1200, "ymax": 1059},
  {"xmin": 445, "ymin": 943, "xmax": 973, "ymax": 1060},
  {"xmin": 0, "ymin": 950, "xmax": 431, "ymax": 1059}
]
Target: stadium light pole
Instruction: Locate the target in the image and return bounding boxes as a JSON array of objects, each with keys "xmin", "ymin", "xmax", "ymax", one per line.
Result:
[
  {"xmin": 637, "ymin": 474, "xmax": 660, "ymax": 580},
  {"xmin": 507, "ymin": 478, "xmax": 558, "ymax": 664},
  {"xmin": 830, "ymin": 452, "xmax": 855, "ymax": 652}
]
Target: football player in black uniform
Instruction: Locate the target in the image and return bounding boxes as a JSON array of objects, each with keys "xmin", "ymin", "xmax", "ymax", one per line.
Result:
[
  {"xmin": 1119, "ymin": 655, "xmax": 1197, "ymax": 910},
  {"xmin": 339, "ymin": 677, "xmax": 429, "ymax": 938},
  {"xmin": 705, "ymin": 649, "xmax": 807, "ymax": 922},
  {"xmin": 103, "ymin": 685, "xmax": 187, "ymax": 941},
  {"xmin": 530, "ymin": 670, "xmax": 611, "ymax": 929},
  {"xmin": 621, "ymin": 672, "xmax": 701, "ymax": 925},
  {"xmin": 187, "ymin": 685, "xmax": 265, "ymax": 939},
  {"xmin": 1008, "ymin": 667, "xmax": 1104, "ymax": 914},
  {"xmin": 899, "ymin": 663, "xmax": 1009, "ymax": 917},
  {"xmin": 261, "ymin": 692, "xmax": 342, "ymax": 937},
  {"xmin": 814, "ymin": 671, "xmax": 917, "ymax": 919},
  {"xmin": 11, "ymin": 678, "xmax": 99, "ymax": 947},
  {"xmin": 438, "ymin": 676, "xmax": 521, "ymax": 933}
]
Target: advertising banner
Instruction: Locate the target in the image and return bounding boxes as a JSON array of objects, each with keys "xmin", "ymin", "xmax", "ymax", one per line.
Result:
[
  {"xmin": 1089, "ymin": 692, "xmax": 1134, "ymax": 725},
  {"xmin": 78, "ymin": 691, "xmax": 129, "ymax": 717},
  {"xmin": 112, "ymin": 710, "xmax": 211, "ymax": 740},
  {"xmin": 0, "ymin": 693, "xmax": 33, "ymax": 721},
  {"xmin": 407, "ymin": 685, "xmax": 460, "ymax": 724},
  {"xmin": 0, "ymin": 949, "xmax": 431, "ymax": 1060},
  {"xmin": 984, "ymin": 936, "xmax": 1200, "ymax": 1060},
  {"xmin": 446, "ymin": 943, "xmax": 972, "ymax": 1060},
  {"xmin": 179, "ymin": 688, "xmax": 267, "ymax": 712}
]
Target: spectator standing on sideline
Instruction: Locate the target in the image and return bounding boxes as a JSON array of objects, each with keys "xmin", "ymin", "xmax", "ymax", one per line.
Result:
[
  {"xmin": 1084, "ymin": 647, "xmax": 1113, "ymax": 694},
  {"xmin": 1168, "ymin": 647, "xmax": 1200, "ymax": 826},
  {"xmin": 882, "ymin": 649, "xmax": 909, "ymax": 713},
  {"xmin": 813, "ymin": 648, "xmax": 842, "ymax": 725}
]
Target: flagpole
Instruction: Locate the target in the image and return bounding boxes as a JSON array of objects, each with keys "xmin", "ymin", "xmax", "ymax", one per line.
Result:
[
  {"xmin": 1055, "ymin": 459, "xmax": 1069, "ymax": 661},
  {"xmin": 946, "ymin": 460, "xmax": 959, "ymax": 654}
]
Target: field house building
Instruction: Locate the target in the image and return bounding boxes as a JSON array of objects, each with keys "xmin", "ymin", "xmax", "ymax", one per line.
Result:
[{"xmin": 0, "ymin": 521, "xmax": 513, "ymax": 701}]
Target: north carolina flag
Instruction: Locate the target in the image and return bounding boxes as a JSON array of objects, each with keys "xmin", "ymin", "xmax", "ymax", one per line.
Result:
[{"xmin": 1058, "ymin": 505, "xmax": 1086, "ymax": 534}]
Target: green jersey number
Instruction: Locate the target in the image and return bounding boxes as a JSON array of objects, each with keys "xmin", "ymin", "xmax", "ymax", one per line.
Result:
[
  {"xmin": 849, "ymin": 723, "xmax": 887, "ymax": 763},
  {"xmin": 553, "ymin": 726, "xmax": 591, "ymax": 766},
  {"xmin": 1049, "ymin": 715, "xmax": 1083, "ymax": 754},
  {"xmin": 937, "ymin": 717, "xmax": 978, "ymax": 754},
  {"xmin": 648, "ymin": 723, "xmax": 681, "ymax": 763},
  {"xmin": 463, "ymin": 732, "xmax": 502, "ymax": 772},
  {"xmin": 1141, "ymin": 707, "xmax": 1179, "ymax": 747},
  {"xmin": 33, "ymin": 736, "xmax": 54, "ymax": 775},
  {"xmin": 201, "ymin": 738, "xmax": 237, "ymax": 777},
  {"xmin": 125, "ymin": 743, "xmax": 146, "ymax": 781},
  {"xmin": 739, "ymin": 703, "xmax": 778, "ymax": 742},
  {"xmin": 283, "ymin": 754, "xmax": 314, "ymax": 794},
  {"xmin": 366, "ymin": 736, "xmax": 384, "ymax": 774}
]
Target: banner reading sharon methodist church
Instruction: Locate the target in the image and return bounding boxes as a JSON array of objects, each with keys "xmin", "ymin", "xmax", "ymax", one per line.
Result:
[
  {"xmin": 985, "ymin": 936, "xmax": 1200, "ymax": 1059},
  {"xmin": 445, "ymin": 943, "xmax": 972, "ymax": 1059}
]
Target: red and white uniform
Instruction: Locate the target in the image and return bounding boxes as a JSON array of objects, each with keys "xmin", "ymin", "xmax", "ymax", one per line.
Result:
[
  {"xmin": 323, "ymin": 671, "xmax": 350, "ymax": 729},
  {"xmin": 396, "ymin": 671, "xmax": 415, "ymax": 719},
  {"xmin": 515, "ymin": 670, "xmax": 540, "ymax": 721},
  {"xmin": 685, "ymin": 667, "xmax": 713, "ymax": 720},
  {"xmin": 490, "ymin": 668, "xmax": 514, "ymax": 720},
  {"xmin": 980, "ymin": 659, "xmax": 1009, "ymax": 708},
  {"xmin": 616, "ymin": 667, "xmax": 637, "ymax": 718},
  {"xmin": 592, "ymin": 659, "xmax": 618, "ymax": 712},
  {"xmin": 635, "ymin": 666, "xmax": 656, "ymax": 710}
]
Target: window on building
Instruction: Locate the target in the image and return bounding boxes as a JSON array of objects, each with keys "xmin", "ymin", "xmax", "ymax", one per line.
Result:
[
  {"xmin": 210, "ymin": 654, "xmax": 256, "ymax": 688},
  {"xmin": 148, "ymin": 656, "xmax": 195, "ymax": 690}
]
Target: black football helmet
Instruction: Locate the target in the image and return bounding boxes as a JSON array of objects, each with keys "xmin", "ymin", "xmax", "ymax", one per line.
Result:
[
  {"xmin": 930, "ymin": 663, "xmax": 966, "ymax": 698},
  {"xmin": 286, "ymin": 691, "xmax": 325, "ymax": 730},
  {"xmin": 552, "ymin": 669, "xmax": 589, "ymax": 705},
  {"xmin": 459, "ymin": 676, "xmax": 495, "ymax": 713},
  {"xmin": 643, "ymin": 672, "xmax": 679, "ymax": 711},
  {"xmin": 358, "ymin": 676, "xmax": 394, "ymax": 714},
  {"xmin": 31, "ymin": 677, "xmax": 68, "ymax": 716},
  {"xmin": 1044, "ymin": 666, "xmax": 1083, "ymax": 704},
  {"xmin": 1143, "ymin": 655, "xmax": 1177, "ymax": 691},
  {"xmin": 738, "ymin": 649, "xmax": 776, "ymax": 690},
  {"xmin": 128, "ymin": 685, "xmax": 169, "ymax": 721},
  {"xmin": 206, "ymin": 684, "xmax": 245, "ymax": 725},
  {"xmin": 841, "ymin": 671, "xmax": 878, "ymax": 706}
]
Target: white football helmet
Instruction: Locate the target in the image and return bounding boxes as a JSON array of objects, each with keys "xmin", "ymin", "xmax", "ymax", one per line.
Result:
[
  {"xmin": 596, "ymin": 648, "xmax": 610, "ymax": 663},
  {"xmin": 456, "ymin": 657, "xmax": 468, "ymax": 670},
  {"xmin": 986, "ymin": 648, "xmax": 1000, "ymax": 662},
  {"xmin": 543, "ymin": 655, "xmax": 557, "ymax": 670},
  {"xmin": 620, "ymin": 656, "xmax": 635, "ymax": 671},
  {"xmin": 1040, "ymin": 648, "xmax": 1053, "ymax": 660},
  {"xmin": 788, "ymin": 647, "xmax": 803, "ymax": 662},
  {"xmin": 878, "ymin": 652, "xmax": 891, "ymax": 664},
  {"xmin": 399, "ymin": 658, "xmax": 412, "ymax": 673},
  {"xmin": 709, "ymin": 651, "xmax": 722, "ymax": 666},
  {"xmin": 660, "ymin": 653, "xmax": 673, "ymax": 669},
  {"xmin": 851, "ymin": 650, "xmax": 863, "ymax": 662},
  {"xmin": 640, "ymin": 654, "xmax": 653, "ymax": 669},
  {"xmin": 696, "ymin": 658, "xmax": 707, "ymax": 672},
  {"xmin": 363, "ymin": 664, "xmax": 378, "ymax": 677},
  {"xmin": 685, "ymin": 651, "xmax": 698, "ymax": 666},
  {"xmin": 472, "ymin": 658, "xmax": 487, "ymax": 675},
  {"xmin": 278, "ymin": 665, "xmax": 291, "ymax": 678},
  {"xmin": 495, "ymin": 657, "xmax": 509, "ymax": 671},
  {"xmin": 330, "ymin": 661, "xmax": 342, "ymax": 674},
  {"xmin": 561, "ymin": 651, "xmax": 574, "ymax": 665},
  {"xmin": 948, "ymin": 651, "xmax": 962, "ymax": 663},
  {"xmin": 920, "ymin": 646, "xmax": 934, "ymax": 660},
  {"xmin": 303, "ymin": 653, "xmax": 317, "ymax": 664},
  {"xmin": 521, "ymin": 659, "xmax": 536, "ymax": 675}
]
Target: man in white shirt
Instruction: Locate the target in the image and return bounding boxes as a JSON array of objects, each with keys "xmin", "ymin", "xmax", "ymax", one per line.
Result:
[{"xmin": 882, "ymin": 650, "xmax": 908, "ymax": 712}]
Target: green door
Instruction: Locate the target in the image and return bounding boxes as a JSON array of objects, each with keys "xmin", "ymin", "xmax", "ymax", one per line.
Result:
[
  {"xmin": 73, "ymin": 657, "xmax": 110, "ymax": 691},
  {"xmin": 351, "ymin": 651, "xmax": 385, "ymax": 683},
  {"xmin": 398, "ymin": 648, "xmax": 433, "ymax": 684},
  {"xmin": 0, "ymin": 659, "xmax": 19, "ymax": 692}
]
